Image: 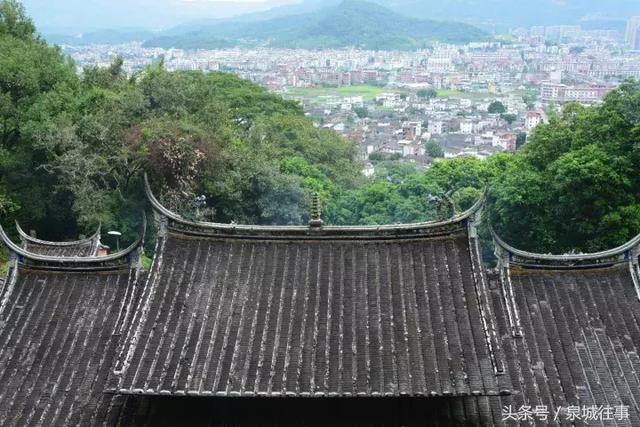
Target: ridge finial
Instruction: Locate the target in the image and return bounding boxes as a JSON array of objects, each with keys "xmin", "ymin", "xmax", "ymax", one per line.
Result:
[{"xmin": 309, "ymin": 193, "xmax": 323, "ymax": 228}]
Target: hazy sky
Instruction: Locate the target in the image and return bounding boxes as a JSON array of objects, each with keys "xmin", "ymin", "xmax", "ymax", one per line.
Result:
[{"xmin": 22, "ymin": 0, "xmax": 300, "ymax": 32}]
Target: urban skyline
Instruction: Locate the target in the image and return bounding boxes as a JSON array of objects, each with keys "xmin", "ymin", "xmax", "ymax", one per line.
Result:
[{"xmin": 63, "ymin": 17, "xmax": 640, "ymax": 167}]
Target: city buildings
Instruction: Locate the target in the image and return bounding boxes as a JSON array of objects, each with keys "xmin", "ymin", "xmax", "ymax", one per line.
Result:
[
  {"xmin": 626, "ymin": 16, "xmax": 640, "ymax": 50},
  {"xmin": 58, "ymin": 25, "xmax": 638, "ymax": 166},
  {"xmin": 540, "ymin": 82, "xmax": 613, "ymax": 104},
  {"xmin": 525, "ymin": 111, "xmax": 543, "ymax": 131}
]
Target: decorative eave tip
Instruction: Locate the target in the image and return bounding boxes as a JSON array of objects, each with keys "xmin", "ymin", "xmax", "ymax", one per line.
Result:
[{"xmin": 491, "ymin": 226, "xmax": 640, "ymax": 268}]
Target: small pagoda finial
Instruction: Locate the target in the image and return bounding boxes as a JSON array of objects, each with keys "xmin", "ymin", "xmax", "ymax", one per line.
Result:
[{"xmin": 309, "ymin": 193, "xmax": 323, "ymax": 228}]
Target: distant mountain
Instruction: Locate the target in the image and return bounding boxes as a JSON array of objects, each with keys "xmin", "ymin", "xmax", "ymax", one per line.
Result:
[
  {"xmin": 31, "ymin": 0, "xmax": 640, "ymax": 40},
  {"xmin": 371, "ymin": 0, "xmax": 640, "ymax": 30},
  {"xmin": 143, "ymin": 0, "xmax": 489, "ymax": 50},
  {"xmin": 45, "ymin": 29, "xmax": 155, "ymax": 46}
]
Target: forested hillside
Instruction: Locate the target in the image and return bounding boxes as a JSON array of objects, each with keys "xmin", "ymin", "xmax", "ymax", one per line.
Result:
[
  {"xmin": 144, "ymin": 1, "xmax": 488, "ymax": 50},
  {"xmin": 1, "ymin": 0, "xmax": 639, "ymax": 258}
]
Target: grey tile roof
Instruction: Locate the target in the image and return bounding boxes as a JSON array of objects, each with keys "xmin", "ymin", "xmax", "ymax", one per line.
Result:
[
  {"xmin": 0, "ymin": 223, "xmax": 144, "ymax": 427},
  {"xmin": 0, "ymin": 265, "xmax": 137, "ymax": 426},
  {"xmin": 16, "ymin": 222, "xmax": 102, "ymax": 257},
  {"xmin": 490, "ymin": 264, "xmax": 640, "ymax": 426},
  {"xmin": 115, "ymin": 230, "xmax": 505, "ymax": 398},
  {"xmin": 2, "ymin": 186, "xmax": 640, "ymax": 426},
  {"xmin": 22, "ymin": 240, "xmax": 98, "ymax": 257}
]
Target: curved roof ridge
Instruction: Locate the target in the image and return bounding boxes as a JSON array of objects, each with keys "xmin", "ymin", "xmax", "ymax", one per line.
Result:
[
  {"xmin": 16, "ymin": 221, "xmax": 101, "ymax": 247},
  {"xmin": 1, "ymin": 216, "xmax": 145, "ymax": 267},
  {"xmin": 144, "ymin": 174, "xmax": 484, "ymax": 236},
  {"xmin": 492, "ymin": 228, "xmax": 640, "ymax": 266}
]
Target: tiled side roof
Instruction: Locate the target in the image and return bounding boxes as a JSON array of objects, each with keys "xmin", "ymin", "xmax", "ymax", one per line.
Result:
[
  {"xmin": 0, "ymin": 266, "xmax": 137, "ymax": 427},
  {"xmin": 0, "ymin": 222, "xmax": 145, "ymax": 427},
  {"xmin": 115, "ymin": 230, "xmax": 506, "ymax": 398},
  {"xmin": 17, "ymin": 223, "xmax": 101, "ymax": 257},
  {"xmin": 490, "ymin": 264, "xmax": 640, "ymax": 426},
  {"xmin": 23, "ymin": 240, "xmax": 98, "ymax": 257}
]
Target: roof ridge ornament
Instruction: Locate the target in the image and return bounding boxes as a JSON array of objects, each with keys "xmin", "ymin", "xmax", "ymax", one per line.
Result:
[{"xmin": 309, "ymin": 193, "xmax": 323, "ymax": 228}]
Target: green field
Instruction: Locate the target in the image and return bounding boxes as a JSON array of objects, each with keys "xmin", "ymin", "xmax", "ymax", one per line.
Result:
[
  {"xmin": 283, "ymin": 85, "xmax": 396, "ymax": 101},
  {"xmin": 282, "ymin": 85, "xmax": 502, "ymax": 101},
  {"xmin": 436, "ymin": 89, "xmax": 465, "ymax": 97},
  {"xmin": 436, "ymin": 89, "xmax": 495, "ymax": 99},
  {"xmin": 282, "ymin": 85, "xmax": 514, "ymax": 103}
]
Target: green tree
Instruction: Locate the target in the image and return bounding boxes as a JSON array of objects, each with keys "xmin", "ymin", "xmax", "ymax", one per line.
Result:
[
  {"xmin": 501, "ymin": 113, "xmax": 517, "ymax": 125},
  {"xmin": 522, "ymin": 92, "xmax": 537, "ymax": 109},
  {"xmin": 0, "ymin": 0, "xmax": 35, "ymax": 40},
  {"xmin": 489, "ymin": 80, "xmax": 640, "ymax": 253},
  {"xmin": 369, "ymin": 152, "xmax": 383, "ymax": 161},
  {"xmin": 417, "ymin": 88, "xmax": 437, "ymax": 99},
  {"xmin": 453, "ymin": 186, "xmax": 482, "ymax": 211},
  {"xmin": 0, "ymin": 0, "xmax": 80, "ymax": 235},
  {"xmin": 424, "ymin": 141, "xmax": 444, "ymax": 158},
  {"xmin": 353, "ymin": 106, "xmax": 368, "ymax": 118},
  {"xmin": 515, "ymin": 132, "xmax": 527, "ymax": 149},
  {"xmin": 488, "ymin": 100, "xmax": 506, "ymax": 114}
]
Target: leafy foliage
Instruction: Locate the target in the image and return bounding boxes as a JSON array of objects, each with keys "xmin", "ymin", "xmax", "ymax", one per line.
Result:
[
  {"xmin": 489, "ymin": 80, "xmax": 640, "ymax": 253},
  {"xmin": 501, "ymin": 113, "xmax": 517, "ymax": 125},
  {"xmin": 417, "ymin": 88, "xmax": 438, "ymax": 99},
  {"xmin": 353, "ymin": 106, "xmax": 368, "ymax": 118},
  {"xmin": 0, "ymin": 0, "xmax": 360, "ymax": 244},
  {"xmin": 488, "ymin": 100, "xmax": 506, "ymax": 114},
  {"xmin": 425, "ymin": 141, "xmax": 444, "ymax": 158}
]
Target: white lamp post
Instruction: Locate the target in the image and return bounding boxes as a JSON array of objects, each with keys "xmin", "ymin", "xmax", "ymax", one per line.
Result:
[{"xmin": 107, "ymin": 231, "xmax": 122, "ymax": 251}]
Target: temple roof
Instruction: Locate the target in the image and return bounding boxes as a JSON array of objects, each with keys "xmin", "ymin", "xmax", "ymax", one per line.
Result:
[
  {"xmin": 490, "ymin": 232, "xmax": 640, "ymax": 426},
  {"xmin": 112, "ymin": 179, "xmax": 508, "ymax": 398},
  {"xmin": 2, "ymin": 185, "xmax": 640, "ymax": 425},
  {"xmin": 0, "ymin": 224, "xmax": 145, "ymax": 427},
  {"xmin": 16, "ymin": 221, "xmax": 102, "ymax": 257}
]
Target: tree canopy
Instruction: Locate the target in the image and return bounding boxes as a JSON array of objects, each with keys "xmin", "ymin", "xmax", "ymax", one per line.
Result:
[
  {"xmin": 488, "ymin": 100, "xmax": 506, "ymax": 114},
  {"xmin": 417, "ymin": 88, "xmax": 437, "ymax": 99},
  {"xmin": 425, "ymin": 141, "xmax": 444, "ymax": 158},
  {"xmin": 489, "ymin": 81, "xmax": 640, "ymax": 253},
  {"xmin": 0, "ymin": 0, "xmax": 361, "ymax": 245}
]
